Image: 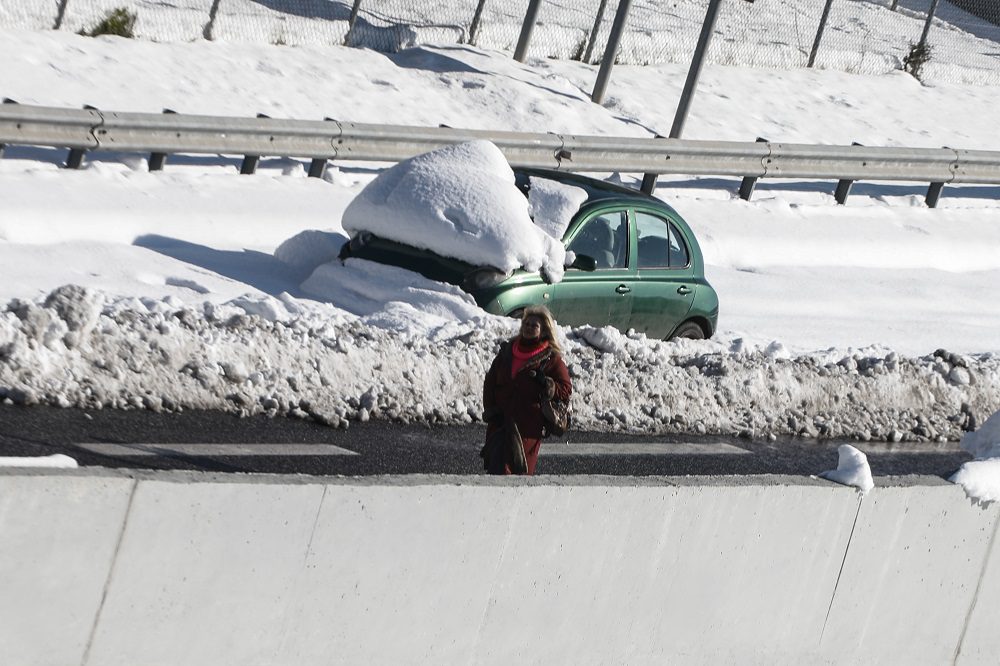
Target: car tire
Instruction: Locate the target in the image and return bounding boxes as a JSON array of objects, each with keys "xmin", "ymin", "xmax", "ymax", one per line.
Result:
[{"xmin": 672, "ymin": 321, "xmax": 705, "ymax": 340}]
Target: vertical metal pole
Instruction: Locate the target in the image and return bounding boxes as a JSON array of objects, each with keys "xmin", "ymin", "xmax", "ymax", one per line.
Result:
[
  {"xmin": 925, "ymin": 182, "xmax": 944, "ymax": 208},
  {"xmin": 514, "ymin": 0, "xmax": 544, "ymax": 62},
  {"xmin": 583, "ymin": 0, "xmax": 611, "ymax": 64},
  {"xmin": 345, "ymin": 0, "xmax": 363, "ymax": 45},
  {"xmin": 591, "ymin": 0, "xmax": 633, "ymax": 103},
  {"xmin": 640, "ymin": 0, "xmax": 721, "ymax": 194},
  {"xmin": 148, "ymin": 109, "xmax": 176, "ymax": 172},
  {"xmin": 738, "ymin": 137, "xmax": 769, "ymax": 201},
  {"xmin": 66, "ymin": 148, "xmax": 86, "ymax": 169},
  {"xmin": 308, "ymin": 158, "xmax": 328, "ymax": 178},
  {"xmin": 808, "ymin": 0, "xmax": 835, "ymax": 68},
  {"xmin": 469, "ymin": 0, "xmax": 488, "ymax": 46},
  {"xmin": 890, "ymin": 0, "xmax": 898, "ymax": 10},
  {"xmin": 918, "ymin": 0, "xmax": 941, "ymax": 50}
]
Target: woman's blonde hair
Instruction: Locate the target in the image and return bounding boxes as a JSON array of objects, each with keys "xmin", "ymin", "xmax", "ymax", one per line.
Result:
[{"xmin": 521, "ymin": 305, "xmax": 562, "ymax": 354}]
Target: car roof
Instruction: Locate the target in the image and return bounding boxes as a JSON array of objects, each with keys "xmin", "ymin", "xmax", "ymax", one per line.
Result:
[{"xmin": 513, "ymin": 167, "xmax": 680, "ymax": 216}]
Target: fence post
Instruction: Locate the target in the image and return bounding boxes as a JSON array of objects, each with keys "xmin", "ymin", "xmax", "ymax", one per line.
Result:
[
  {"xmin": 583, "ymin": 0, "xmax": 611, "ymax": 64},
  {"xmin": 54, "ymin": 0, "xmax": 70, "ymax": 29},
  {"xmin": 591, "ymin": 0, "xmax": 633, "ymax": 103},
  {"xmin": 468, "ymin": 0, "xmax": 488, "ymax": 45},
  {"xmin": 641, "ymin": 0, "xmax": 722, "ymax": 194},
  {"xmin": 345, "ymin": 0, "xmax": 363, "ymax": 46},
  {"xmin": 918, "ymin": 0, "xmax": 941, "ymax": 51},
  {"xmin": 203, "ymin": 0, "xmax": 221, "ymax": 40},
  {"xmin": 514, "ymin": 0, "xmax": 544, "ymax": 62},
  {"xmin": 808, "ymin": 0, "xmax": 835, "ymax": 68},
  {"xmin": 890, "ymin": 0, "xmax": 899, "ymax": 9}
]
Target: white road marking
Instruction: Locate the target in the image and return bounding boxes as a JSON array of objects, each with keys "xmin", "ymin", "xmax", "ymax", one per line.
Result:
[
  {"xmin": 77, "ymin": 443, "xmax": 358, "ymax": 456},
  {"xmin": 540, "ymin": 442, "xmax": 750, "ymax": 456}
]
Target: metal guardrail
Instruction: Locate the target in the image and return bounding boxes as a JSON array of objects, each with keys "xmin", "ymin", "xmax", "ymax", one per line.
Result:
[{"xmin": 2, "ymin": 101, "xmax": 999, "ymax": 207}]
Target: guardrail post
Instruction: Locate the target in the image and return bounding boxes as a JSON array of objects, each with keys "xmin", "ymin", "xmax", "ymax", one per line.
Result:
[
  {"xmin": 834, "ymin": 141, "xmax": 864, "ymax": 205},
  {"xmin": 739, "ymin": 137, "xmax": 769, "ymax": 201},
  {"xmin": 65, "ymin": 104, "xmax": 98, "ymax": 169},
  {"xmin": 514, "ymin": 0, "xmax": 543, "ymax": 62},
  {"xmin": 148, "ymin": 109, "xmax": 176, "ymax": 172},
  {"xmin": 0, "ymin": 98, "xmax": 13, "ymax": 159},
  {"xmin": 308, "ymin": 158, "xmax": 328, "ymax": 178},
  {"xmin": 240, "ymin": 113, "xmax": 269, "ymax": 175},
  {"xmin": 66, "ymin": 148, "xmax": 86, "ymax": 169},
  {"xmin": 925, "ymin": 182, "xmax": 944, "ymax": 208}
]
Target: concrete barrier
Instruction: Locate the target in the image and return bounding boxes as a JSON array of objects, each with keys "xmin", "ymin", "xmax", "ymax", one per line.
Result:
[{"xmin": 2, "ymin": 469, "xmax": 998, "ymax": 665}]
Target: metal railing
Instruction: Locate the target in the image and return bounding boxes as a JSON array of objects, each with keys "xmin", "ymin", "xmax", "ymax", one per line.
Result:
[{"xmin": 2, "ymin": 102, "xmax": 999, "ymax": 207}]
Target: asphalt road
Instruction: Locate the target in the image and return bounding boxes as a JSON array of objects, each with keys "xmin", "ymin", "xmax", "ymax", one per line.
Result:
[{"xmin": 0, "ymin": 404, "xmax": 974, "ymax": 479}]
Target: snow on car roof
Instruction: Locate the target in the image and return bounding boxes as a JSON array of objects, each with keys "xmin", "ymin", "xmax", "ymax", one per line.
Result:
[{"xmin": 341, "ymin": 140, "xmax": 572, "ymax": 281}]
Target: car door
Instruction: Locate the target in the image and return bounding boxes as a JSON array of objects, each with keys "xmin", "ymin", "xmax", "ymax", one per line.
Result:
[
  {"xmin": 548, "ymin": 208, "xmax": 634, "ymax": 331},
  {"xmin": 628, "ymin": 209, "xmax": 697, "ymax": 338}
]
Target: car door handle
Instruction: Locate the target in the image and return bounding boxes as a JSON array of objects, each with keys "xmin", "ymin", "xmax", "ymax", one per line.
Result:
[
  {"xmin": 615, "ymin": 284, "xmax": 631, "ymax": 294},
  {"xmin": 676, "ymin": 286, "xmax": 692, "ymax": 295}
]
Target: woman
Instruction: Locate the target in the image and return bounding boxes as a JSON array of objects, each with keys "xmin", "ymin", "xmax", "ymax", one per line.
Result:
[{"xmin": 481, "ymin": 306, "xmax": 572, "ymax": 475}]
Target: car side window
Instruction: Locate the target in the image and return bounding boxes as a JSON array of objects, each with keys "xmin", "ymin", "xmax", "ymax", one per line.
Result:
[
  {"xmin": 636, "ymin": 211, "xmax": 689, "ymax": 268},
  {"xmin": 567, "ymin": 211, "xmax": 628, "ymax": 269}
]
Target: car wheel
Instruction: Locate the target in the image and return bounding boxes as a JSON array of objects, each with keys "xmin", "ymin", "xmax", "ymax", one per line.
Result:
[{"xmin": 672, "ymin": 321, "xmax": 705, "ymax": 340}]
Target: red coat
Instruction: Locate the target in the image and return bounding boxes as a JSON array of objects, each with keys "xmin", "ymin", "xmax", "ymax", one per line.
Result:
[{"xmin": 482, "ymin": 339, "xmax": 572, "ymax": 475}]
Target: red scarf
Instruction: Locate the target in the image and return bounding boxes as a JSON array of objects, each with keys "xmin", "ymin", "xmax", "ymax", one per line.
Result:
[{"xmin": 511, "ymin": 336, "xmax": 549, "ymax": 378}]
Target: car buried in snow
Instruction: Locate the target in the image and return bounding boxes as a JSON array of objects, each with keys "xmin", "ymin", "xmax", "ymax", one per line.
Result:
[{"xmin": 340, "ymin": 168, "xmax": 719, "ymax": 340}]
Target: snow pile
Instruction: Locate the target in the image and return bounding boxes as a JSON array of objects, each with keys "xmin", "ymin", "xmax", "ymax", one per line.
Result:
[
  {"xmin": 301, "ymin": 258, "xmax": 488, "ymax": 334},
  {"xmin": 819, "ymin": 445, "xmax": 875, "ymax": 494},
  {"xmin": 528, "ymin": 176, "xmax": 589, "ymax": 241},
  {"xmin": 341, "ymin": 140, "xmax": 567, "ymax": 282},
  {"xmin": 950, "ymin": 409, "xmax": 1000, "ymax": 504},
  {"xmin": 2, "ymin": 285, "xmax": 999, "ymax": 443}
]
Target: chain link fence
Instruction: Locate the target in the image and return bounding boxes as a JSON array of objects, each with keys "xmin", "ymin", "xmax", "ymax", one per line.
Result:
[{"xmin": 2, "ymin": 0, "xmax": 998, "ymax": 84}]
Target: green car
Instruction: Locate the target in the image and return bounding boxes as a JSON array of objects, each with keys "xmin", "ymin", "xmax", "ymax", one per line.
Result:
[{"xmin": 340, "ymin": 168, "xmax": 719, "ymax": 340}]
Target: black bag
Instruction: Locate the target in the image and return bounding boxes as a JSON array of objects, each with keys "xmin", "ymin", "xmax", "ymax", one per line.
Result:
[
  {"xmin": 480, "ymin": 420, "xmax": 527, "ymax": 474},
  {"xmin": 541, "ymin": 397, "xmax": 570, "ymax": 437}
]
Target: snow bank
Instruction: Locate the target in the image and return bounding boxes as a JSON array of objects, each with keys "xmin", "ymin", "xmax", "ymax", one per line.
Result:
[
  {"xmin": 2, "ymin": 286, "xmax": 999, "ymax": 444},
  {"xmin": 951, "ymin": 409, "xmax": 1000, "ymax": 503},
  {"xmin": 341, "ymin": 140, "xmax": 567, "ymax": 281}
]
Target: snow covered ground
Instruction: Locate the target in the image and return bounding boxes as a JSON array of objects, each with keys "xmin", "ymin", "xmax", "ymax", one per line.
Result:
[{"xmin": 1, "ymin": 0, "xmax": 1000, "ymax": 497}]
